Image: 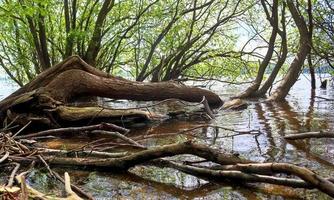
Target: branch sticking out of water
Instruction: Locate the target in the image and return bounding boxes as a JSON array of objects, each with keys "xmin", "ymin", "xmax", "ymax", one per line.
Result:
[{"xmin": 285, "ymin": 131, "xmax": 334, "ymax": 140}]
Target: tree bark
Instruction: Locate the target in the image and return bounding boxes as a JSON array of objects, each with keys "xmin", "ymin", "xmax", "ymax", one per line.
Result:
[
  {"xmin": 307, "ymin": 0, "xmax": 315, "ymax": 90},
  {"xmin": 308, "ymin": 54, "xmax": 316, "ymax": 89},
  {"xmin": 0, "ymin": 56, "xmax": 223, "ymax": 128},
  {"xmin": 84, "ymin": 0, "xmax": 115, "ymax": 65},
  {"xmin": 42, "ymin": 69, "xmax": 223, "ymax": 107},
  {"xmin": 253, "ymin": 2, "xmax": 287, "ymax": 97},
  {"xmin": 269, "ymin": 0, "xmax": 311, "ymax": 101}
]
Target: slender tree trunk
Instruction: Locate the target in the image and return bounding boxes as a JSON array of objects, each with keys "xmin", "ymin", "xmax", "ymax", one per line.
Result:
[
  {"xmin": 235, "ymin": 0, "xmax": 279, "ymax": 98},
  {"xmin": 308, "ymin": 54, "xmax": 316, "ymax": 89},
  {"xmin": 269, "ymin": 0, "xmax": 311, "ymax": 101},
  {"xmin": 64, "ymin": 0, "xmax": 73, "ymax": 58},
  {"xmin": 254, "ymin": 3, "xmax": 287, "ymax": 97},
  {"xmin": 136, "ymin": 2, "xmax": 180, "ymax": 81},
  {"xmin": 37, "ymin": 12, "xmax": 51, "ymax": 70},
  {"xmin": 85, "ymin": 0, "xmax": 114, "ymax": 65},
  {"xmin": 307, "ymin": 0, "xmax": 315, "ymax": 90}
]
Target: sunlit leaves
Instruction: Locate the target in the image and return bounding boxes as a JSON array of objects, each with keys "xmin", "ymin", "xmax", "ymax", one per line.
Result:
[{"xmin": 0, "ymin": 0, "xmax": 332, "ymax": 85}]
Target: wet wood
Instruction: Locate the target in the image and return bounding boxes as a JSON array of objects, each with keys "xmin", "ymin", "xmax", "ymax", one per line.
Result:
[
  {"xmin": 222, "ymin": 98, "xmax": 248, "ymax": 110},
  {"xmin": 234, "ymin": 163, "xmax": 334, "ymax": 197},
  {"xmin": 284, "ymin": 132, "xmax": 334, "ymax": 140},
  {"xmin": 0, "ymin": 56, "xmax": 223, "ymax": 129},
  {"xmin": 15, "ymin": 122, "xmax": 129, "ymax": 139},
  {"xmin": 37, "ymin": 148, "xmax": 128, "ymax": 158},
  {"xmin": 8, "ymin": 141, "xmax": 250, "ymax": 169},
  {"xmin": 13, "ymin": 172, "xmax": 83, "ymax": 200},
  {"xmin": 157, "ymin": 159, "xmax": 334, "ymax": 189}
]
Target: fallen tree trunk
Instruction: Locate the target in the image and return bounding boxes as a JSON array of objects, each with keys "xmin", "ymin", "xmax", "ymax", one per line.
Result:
[
  {"xmin": 0, "ymin": 56, "xmax": 223, "ymax": 129},
  {"xmin": 42, "ymin": 69, "xmax": 223, "ymax": 107},
  {"xmin": 1, "ymin": 56, "xmax": 223, "ymax": 107}
]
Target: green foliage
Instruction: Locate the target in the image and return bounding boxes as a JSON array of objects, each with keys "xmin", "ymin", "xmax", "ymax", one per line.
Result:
[{"xmin": 0, "ymin": 0, "xmax": 332, "ymax": 85}]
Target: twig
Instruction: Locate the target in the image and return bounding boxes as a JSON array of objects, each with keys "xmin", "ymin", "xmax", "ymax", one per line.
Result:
[
  {"xmin": 315, "ymin": 96, "xmax": 334, "ymax": 101},
  {"xmin": 0, "ymin": 115, "xmax": 19, "ymax": 132},
  {"xmin": 0, "ymin": 151, "xmax": 9, "ymax": 163},
  {"xmin": 15, "ymin": 123, "xmax": 129, "ymax": 139},
  {"xmin": 133, "ymin": 132, "xmax": 206, "ymax": 142},
  {"xmin": 37, "ymin": 148, "xmax": 128, "ymax": 158},
  {"xmin": 91, "ymin": 130, "xmax": 143, "ymax": 147},
  {"xmin": 176, "ymin": 125, "xmax": 260, "ymax": 135},
  {"xmin": 202, "ymin": 96, "xmax": 215, "ymax": 119},
  {"xmin": 70, "ymin": 138, "xmax": 108, "ymax": 152},
  {"xmin": 20, "ymin": 173, "xmax": 29, "ymax": 200},
  {"xmin": 7, "ymin": 163, "xmax": 20, "ymax": 187},
  {"xmin": 94, "ymin": 143, "xmax": 145, "ymax": 151},
  {"xmin": 175, "ymin": 75, "xmax": 253, "ymax": 85},
  {"xmin": 37, "ymin": 155, "xmax": 54, "ymax": 177},
  {"xmin": 130, "ymin": 125, "xmax": 261, "ymax": 141},
  {"xmin": 64, "ymin": 172, "xmax": 83, "ymax": 200},
  {"xmin": 52, "ymin": 170, "xmax": 94, "ymax": 200},
  {"xmin": 11, "ymin": 121, "xmax": 32, "ymax": 138}
]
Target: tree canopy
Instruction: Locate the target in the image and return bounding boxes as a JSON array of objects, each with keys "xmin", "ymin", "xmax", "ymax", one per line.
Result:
[{"xmin": 0, "ymin": 0, "xmax": 332, "ymax": 95}]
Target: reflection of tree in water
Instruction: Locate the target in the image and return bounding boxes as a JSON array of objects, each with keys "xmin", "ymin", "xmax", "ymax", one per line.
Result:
[
  {"xmin": 254, "ymin": 97, "xmax": 334, "ymax": 170},
  {"xmin": 274, "ymin": 101, "xmax": 303, "ymax": 131},
  {"xmin": 305, "ymin": 90, "xmax": 315, "ymax": 131},
  {"xmin": 254, "ymin": 103, "xmax": 282, "ymax": 162}
]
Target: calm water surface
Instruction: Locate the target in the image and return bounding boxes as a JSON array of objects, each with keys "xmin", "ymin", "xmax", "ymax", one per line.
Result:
[{"xmin": 1, "ymin": 74, "xmax": 334, "ymax": 199}]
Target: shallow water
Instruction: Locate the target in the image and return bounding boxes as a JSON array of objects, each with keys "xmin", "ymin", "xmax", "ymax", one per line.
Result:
[{"xmin": 2, "ymin": 74, "xmax": 334, "ymax": 199}]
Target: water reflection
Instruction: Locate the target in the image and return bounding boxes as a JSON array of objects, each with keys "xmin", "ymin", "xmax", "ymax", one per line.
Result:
[{"xmin": 39, "ymin": 78, "xmax": 334, "ymax": 199}]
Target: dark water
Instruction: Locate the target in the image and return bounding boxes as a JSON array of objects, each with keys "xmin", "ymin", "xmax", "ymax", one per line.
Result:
[{"xmin": 1, "ymin": 74, "xmax": 334, "ymax": 199}]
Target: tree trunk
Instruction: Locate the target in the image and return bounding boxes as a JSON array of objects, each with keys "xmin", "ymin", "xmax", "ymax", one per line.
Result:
[
  {"xmin": 0, "ymin": 56, "xmax": 223, "ymax": 128},
  {"xmin": 235, "ymin": 0, "xmax": 279, "ymax": 99},
  {"xmin": 269, "ymin": 0, "xmax": 311, "ymax": 101},
  {"xmin": 307, "ymin": 0, "xmax": 315, "ymax": 90},
  {"xmin": 308, "ymin": 54, "xmax": 316, "ymax": 89},
  {"xmin": 253, "ymin": 2, "xmax": 287, "ymax": 97},
  {"xmin": 42, "ymin": 69, "xmax": 223, "ymax": 107}
]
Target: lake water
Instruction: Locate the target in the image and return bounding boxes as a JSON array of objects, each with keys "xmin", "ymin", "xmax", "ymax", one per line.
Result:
[
  {"xmin": 1, "ymin": 73, "xmax": 334, "ymax": 199},
  {"xmin": 0, "ymin": 74, "xmax": 19, "ymax": 100}
]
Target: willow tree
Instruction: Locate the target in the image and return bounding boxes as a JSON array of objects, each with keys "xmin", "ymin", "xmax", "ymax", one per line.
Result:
[
  {"xmin": 312, "ymin": 0, "xmax": 334, "ymax": 69},
  {"xmin": 235, "ymin": 0, "xmax": 283, "ymax": 98},
  {"xmin": 0, "ymin": 0, "xmax": 251, "ymax": 85},
  {"xmin": 269, "ymin": 0, "xmax": 312, "ymax": 101},
  {"xmin": 234, "ymin": 0, "xmax": 315, "ymax": 101}
]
